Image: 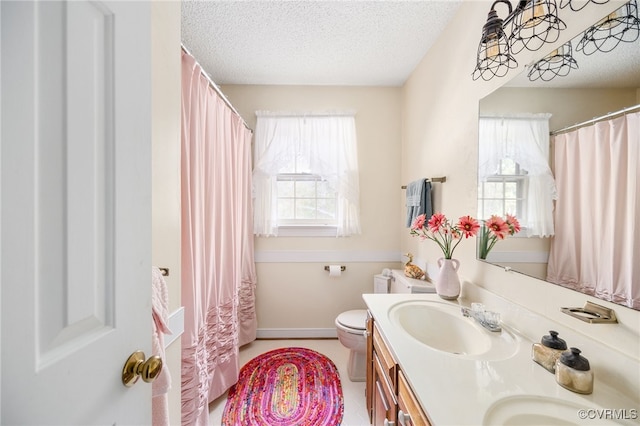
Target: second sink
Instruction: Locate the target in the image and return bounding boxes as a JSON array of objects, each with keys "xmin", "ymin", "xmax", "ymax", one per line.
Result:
[
  {"xmin": 388, "ymin": 300, "xmax": 519, "ymax": 361},
  {"xmin": 483, "ymin": 395, "xmax": 638, "ymax": 425}
]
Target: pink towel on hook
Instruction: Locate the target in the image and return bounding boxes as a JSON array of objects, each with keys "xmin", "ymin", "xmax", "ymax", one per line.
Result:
[{"xmin": 152, "ymin": 267, "xmax": 172, "ymax": 426}]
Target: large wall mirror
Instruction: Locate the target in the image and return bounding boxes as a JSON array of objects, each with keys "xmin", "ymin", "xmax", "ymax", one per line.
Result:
[{"xmin": 478, "ymin": 1, "xmax": 640, "ymax": 310}]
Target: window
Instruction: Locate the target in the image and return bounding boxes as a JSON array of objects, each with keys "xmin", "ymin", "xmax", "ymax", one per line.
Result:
[
  {"xmin": 252, "ymin": 112, "xmax": 361, "ymax": 237},
  {"xmin": 477, "ymin": 158, "xmax": 526, "ymax": 220},
  {"xmin": 276, "ymin": 173, "xmax": 337, "ymax": 225}
]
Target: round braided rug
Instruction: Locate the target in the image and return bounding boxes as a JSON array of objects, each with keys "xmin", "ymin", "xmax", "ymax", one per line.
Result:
[{"xmin": 222, "ymin": 347, "xmax": 344, "ymax": 425}]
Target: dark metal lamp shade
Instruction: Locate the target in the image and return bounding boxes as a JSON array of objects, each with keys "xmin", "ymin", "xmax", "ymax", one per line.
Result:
[
  {"xmin": 509, "ymin": 0, "xmax": 567, "ymax": 54},
  {"xmin": 473, "ymin": 1, "xmax": 519, "ymax": 81},
  {"xmin": 527, "ymin": 41, "xmax": 579, "ymax": 81},
  {"xmin": 576, "ymin": 0, "xmax": 640, "ymax": 55},
  {"xmin": 559, "ymin": 0, "xmax": 610, "ymax": 12}
]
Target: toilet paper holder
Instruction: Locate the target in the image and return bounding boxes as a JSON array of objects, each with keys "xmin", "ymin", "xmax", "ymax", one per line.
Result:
[{"xmin": 324, "ymin": 265, "xmax": 346, "ymax": 272}]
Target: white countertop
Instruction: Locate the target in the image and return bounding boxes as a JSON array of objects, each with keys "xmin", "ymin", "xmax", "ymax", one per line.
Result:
[{"xmin": 363, "ymin": 292, "xmax": 640, "ymax": 425}]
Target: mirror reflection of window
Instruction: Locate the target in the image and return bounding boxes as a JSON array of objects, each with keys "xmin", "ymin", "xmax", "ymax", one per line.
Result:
[
  {"xmin": 477, "ymin": 158, "xmax": 526, "ymax": 222},
  {"xmin": 478, "ymin": 114, "xmax": 556, "ymax": 237}
]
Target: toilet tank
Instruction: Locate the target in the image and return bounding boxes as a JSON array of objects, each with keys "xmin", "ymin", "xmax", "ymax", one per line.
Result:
[{"xmin": 390, "ymin": 269, "xmax": 436, "ymax": 294}]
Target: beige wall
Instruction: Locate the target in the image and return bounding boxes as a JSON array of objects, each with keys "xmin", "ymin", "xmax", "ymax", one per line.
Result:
[
  {"xmin": 401, "ymin": 1, "xmax": 639, "ymax": 360},
  {"xmin": 221, "ymin": 85, "xmax": 404, "ymax": 334},
  {"xmin": 482, "ymin": 87, "xmax": 638, "ymax": 132},
  {"xmin": 151, "ymin": 2, "xmax": 181, "ymax": 425}
]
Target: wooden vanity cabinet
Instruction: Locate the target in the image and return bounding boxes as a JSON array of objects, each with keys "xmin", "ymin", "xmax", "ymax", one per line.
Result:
[
  {"xmin": 366, "ymin": 312, "xmax": 431, "ymax": 426},
  {"xmin": 371, "ymin": 322, "xmax": 397, "ymax": 426},
  {"xmin": 397, "ymin": 370, "xmax": 432, "ymax": 426},
  {"xmin": 373, "ymin": 354, "xmax": 397, "ymax": 426}
]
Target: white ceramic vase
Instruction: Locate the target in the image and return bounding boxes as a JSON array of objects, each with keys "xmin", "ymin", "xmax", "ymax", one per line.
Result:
[{"xmin": 435, "ymin": 258, "xmax": 461, "ymax": 300}]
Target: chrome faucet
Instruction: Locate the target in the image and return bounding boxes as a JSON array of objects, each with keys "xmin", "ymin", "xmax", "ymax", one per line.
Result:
[{"xmin": 461, "ymin": 303, "xmax": 502, "ymax": 332}]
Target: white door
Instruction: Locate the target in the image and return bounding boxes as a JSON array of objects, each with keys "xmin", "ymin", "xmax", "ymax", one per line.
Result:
[{"xmin": 1, "ymin": 1, "xmax": 152, "ymax": 424}]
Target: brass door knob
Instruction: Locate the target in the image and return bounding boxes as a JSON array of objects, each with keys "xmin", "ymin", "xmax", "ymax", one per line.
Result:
[{"xmin": 122, "ymin": 350, "xmax": 163, "ymax": 387}]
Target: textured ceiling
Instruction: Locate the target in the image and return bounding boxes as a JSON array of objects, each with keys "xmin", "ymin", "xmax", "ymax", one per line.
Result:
[
  {"xmin": 181, "ymin": 0, "xmax": 463, "ymax": 86},
  {"xmin": 181, "ymin": 1, "xmax": 639, "ymax": 89}
]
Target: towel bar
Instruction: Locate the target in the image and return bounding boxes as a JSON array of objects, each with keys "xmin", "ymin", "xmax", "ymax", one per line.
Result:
[{"xmin": 401, "ymin": 176, "xmax": 446, "ymax": 189}]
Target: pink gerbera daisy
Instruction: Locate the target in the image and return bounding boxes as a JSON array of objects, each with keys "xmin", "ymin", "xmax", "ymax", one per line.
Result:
[
  {"xmin": 505, "ymin": 214, "xmax": 521, "ymax": 235},
  {"xmin": 458, "ymin": 215, "xmax": 480, "ymax": 238},
  {"xmin": 428, "ymin": 213, "xmax": 446, "ymax": 233},
  {"xmin": 486, "ymin": 215, "xmax": 509, "ymax": 239},
  {"xmin": 411, "ymin": 213, "xmax": 427, "ymax": 231}
]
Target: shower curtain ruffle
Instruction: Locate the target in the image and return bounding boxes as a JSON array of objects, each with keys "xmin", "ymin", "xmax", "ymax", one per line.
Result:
[
  {"xmin": 238, "ymin": 277, "xmax": 258, "ymax": 346},
  {"xmin": 180, "ymin": 300, "xmax": 239, "ymax": 425}
]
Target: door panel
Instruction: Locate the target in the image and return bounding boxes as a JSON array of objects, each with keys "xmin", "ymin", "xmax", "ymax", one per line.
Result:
[
  {"xmin": 37, "ymin": 0, "xmax": 115, "ymax": 368},
  {"xmin": 1, "ymin": 1, "xmax": 152, "ymax": 424}
]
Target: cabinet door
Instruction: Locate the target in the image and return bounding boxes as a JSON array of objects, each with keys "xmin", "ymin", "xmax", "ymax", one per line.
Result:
[
  {"xmin": 398, "ymin": 371, "xmax": 432, "ymax": 426},
  {"xmin": 366, "ymin": 313, "xmax": 374, "ymax": 423},
  {"xmin": 373, "ymin": 354, "xmax": 397, "ymax": 426},
  {"xmin": 373, "ymin": 324, "xmax": 397, "ymax": 388}
]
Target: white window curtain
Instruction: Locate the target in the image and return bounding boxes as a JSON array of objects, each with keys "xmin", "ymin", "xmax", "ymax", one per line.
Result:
[
  {"xmin": 479, "ymin": 113, "xmax": 556, "ymax": 237},
  {"xmin": 253, "ymin": 111, "xmax": 361, "ymax": 237}
]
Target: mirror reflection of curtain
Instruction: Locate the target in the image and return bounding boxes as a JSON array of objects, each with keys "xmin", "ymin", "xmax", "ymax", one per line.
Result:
[
  {"xmin": 478, "ymin": 114, "xmax": 556, "ymax": 236},
  {"xmin": 547, "ymin": 111, "xmax": 640, "ymax": 309},
  {"xmin": 180, "ymin": 51, "xmax": 257, "ymax": 425}
]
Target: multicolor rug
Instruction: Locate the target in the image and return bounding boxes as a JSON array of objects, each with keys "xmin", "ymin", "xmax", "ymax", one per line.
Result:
[{"xmin": 222, "ymin": 347, "xmax": 344, "ymax": 425}]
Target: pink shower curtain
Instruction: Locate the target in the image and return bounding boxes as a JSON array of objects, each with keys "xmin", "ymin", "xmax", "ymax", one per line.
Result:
[
  {"xmin": 180, "ymin": 51, "xmax": 257, "ymax": 426},
  {"xmin": 547, "ymin": 111, "xmax": 639, "ymax": 309}
]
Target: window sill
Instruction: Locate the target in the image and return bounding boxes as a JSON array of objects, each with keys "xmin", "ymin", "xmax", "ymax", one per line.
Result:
[
  {"xmin": 512, "ymin": 229, "xmax": 528, "ymax": 238},
  {"xmin": 276, "ymin": 225, "xmax": 338, "ymax": 237}
]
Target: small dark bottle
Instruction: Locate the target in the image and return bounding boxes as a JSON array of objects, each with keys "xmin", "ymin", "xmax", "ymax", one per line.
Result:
[
  {"xmin": 532, "ymin": 330, "xmax": 567, "ymax": 373},
  {"xmin": 555, "ymin": 347, "xmax": 594, "ymax": 394}
]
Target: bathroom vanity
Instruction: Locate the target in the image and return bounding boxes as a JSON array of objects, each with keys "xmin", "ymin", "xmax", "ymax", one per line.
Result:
[
  {"xmin": 366, "ymin": 311, "xmax": 431, "ymax": 425},
  {"xmin": 363, "ymin": 289, "xmax": 640, "ymax": 425}
]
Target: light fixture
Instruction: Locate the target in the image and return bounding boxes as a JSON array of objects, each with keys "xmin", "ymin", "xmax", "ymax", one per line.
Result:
[
  {"xmin": 473, "ymin": 0, "xmax": 518, "ymax": 81},
  {"xmin": 509, "ymin": 0, "xmax": 567, "ymax": 54},
  {"xmin": 559, "ymin": 0, "xmax": 610, "ymax": 12},
  {"xmin": 527, "ymin": 41, "xmax": 579, "ymax": 81},
  {"xmin": 473, "ymin": 0, "xmax": 567, "ymax": 81},
  {"xmin": 576, "ymin": 0, "xmax": 640, "ymax": 55}
]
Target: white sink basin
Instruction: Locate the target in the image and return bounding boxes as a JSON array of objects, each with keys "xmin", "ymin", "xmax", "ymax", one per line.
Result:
[
  {"xmin": 483, "ymin": 395, "xmax": 636, "ymax": 425},
  {"xmin": 388, "ymin": 300, "xmax": 519, "ymax": 360}
]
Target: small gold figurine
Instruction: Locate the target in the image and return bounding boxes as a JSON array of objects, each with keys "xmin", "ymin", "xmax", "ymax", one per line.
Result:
[{"xmin": 404, "ymin": 253, "xmax": 425, "ymax": 279}]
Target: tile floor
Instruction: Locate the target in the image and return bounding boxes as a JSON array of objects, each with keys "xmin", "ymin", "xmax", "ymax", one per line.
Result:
[{"xmin": 208, "ymin": 338, "xmax": 370, "ymax": 426}]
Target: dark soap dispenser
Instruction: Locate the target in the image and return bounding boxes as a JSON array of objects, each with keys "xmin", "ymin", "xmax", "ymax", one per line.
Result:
[
  {"xmin": 555, "ymin": 347, "xmax": 594, "ymax": 394},
  {"xmin": 532, "ymin": 330, "xmax": 567, "ymax": 373}
]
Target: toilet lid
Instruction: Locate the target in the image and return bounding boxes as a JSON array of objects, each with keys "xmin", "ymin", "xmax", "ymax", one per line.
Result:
[{"xmin": 336, "ymin": 310, "xmax": 367, "ymax": 330}]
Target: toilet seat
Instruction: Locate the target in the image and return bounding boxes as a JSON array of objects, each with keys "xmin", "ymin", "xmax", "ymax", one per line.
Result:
[{"xmin": 336, "ymin": 309, "xmax": 367, "ymax": 332}]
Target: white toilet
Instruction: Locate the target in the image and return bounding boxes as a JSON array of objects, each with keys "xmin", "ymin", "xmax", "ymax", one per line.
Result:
[{"xmin": 335, "ymin": 273, "xmax": 391, "ymax": 382}]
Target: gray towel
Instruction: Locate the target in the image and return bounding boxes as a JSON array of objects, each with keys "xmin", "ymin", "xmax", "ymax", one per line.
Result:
[{"xmin": 405, "ymin": 179, "xmax": 433, "ymax": 227}]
